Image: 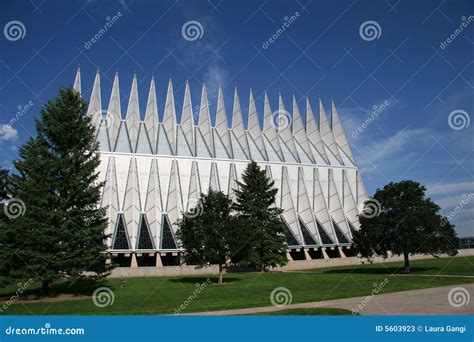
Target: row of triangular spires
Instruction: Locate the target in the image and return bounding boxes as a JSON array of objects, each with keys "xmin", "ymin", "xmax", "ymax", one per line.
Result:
[
  {"xmin": 100, "ymin": 155, "xmax": 367, "ymax": 251},
  {"xmin": 74, "ymin": 69, "xmax": 356, "ymax": 167}
]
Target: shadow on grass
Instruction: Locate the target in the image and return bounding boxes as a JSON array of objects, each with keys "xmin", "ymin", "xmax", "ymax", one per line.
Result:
[
  {"xmin": 169, "ymin": 277, "xmax": 242, "ymax": 284},
  {"xmin": 0, "ymin": 278, "xmax": 111, "ymax": 299},
  {"xmin": 322, "ymin": 266, "xmax": 437, "ymax": 275}
]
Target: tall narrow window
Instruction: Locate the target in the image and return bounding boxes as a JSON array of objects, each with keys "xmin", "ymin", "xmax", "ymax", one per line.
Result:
[{"xmin": 112, "ymin": 214, "xmax": 130, "ymax": 250}]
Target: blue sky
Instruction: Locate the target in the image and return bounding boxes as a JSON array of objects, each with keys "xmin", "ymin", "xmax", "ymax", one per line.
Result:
[{"xmin": 1, "ymin": 0, "xmax": 473, "ymax": 236}]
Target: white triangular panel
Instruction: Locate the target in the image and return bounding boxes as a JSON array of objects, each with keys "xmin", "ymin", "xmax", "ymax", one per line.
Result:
[
  {"xmin": 197, "ymin": 83, "xmax": 214, "ymax": 157},
  {"xmin": 187, "ymin": 161, "xmax": 200, "ymax": 211},
  {"xmin": 356, "ymin": 171, "xmax": 368, "ymax": 206},
  {"xmin": 196, "ymin": 128, "xmax": 212, "ymax": 157},
  {"xmin": 177, "ymin": 159, "xmax": 192, "ymax": 212},
  {"xmin": 115, "ymin": 155, "xmax": 131, "ymax": 211},
  {"xmin": 263, "ymin": 92, "xmax": 283, "ymax": 161},
  {"xmin": 101, "ymin": 157, "xmax": 119, "ymax": 242},
  {"xmin": 87, "ymin": 70, "xmax": 102, "ymax": 128},
  {"xmin": 209, "ymin": 162, "xmax": 220, "ymax": 191},
  {"xmin": 136, "ymin": 156, "xmax": 152, "ymax": 212},
  {"xmin": 115, "ymin": 121, "xmax": 132, "ymax": 153},
  {"xmin": 136, "ymin": 123, "xmax": 152, "ymax": 154},
  {"xmin": 215, "ymin": 86, "xmax": 232, "ymax": 158},
  {"xmin": 180, "ymin": 81, "xmax": 195, "ymax": 156},
  {"xmin": 97, "ymin": 155, "xmax": 109, "ymax": 185},
  {"xmin": 247, "ymin": 133, "xmax": 266, "ymax": 161},
  {"xmin": 247, "ymin": 90, "xmax": 267, "ymax": 160},
  {"xmin": 269, "ymin": 164, "xmax": 282, "ymax": 208},
  {"xmin": 231, "ymin": 87, "xmax": 250, "ymax": 159},
  {"xmin": 145, "ymin": 159, "xmax": 162, "ymax": 248},
  {"xmin": 313, "ymin": 168, "xmax": 337, "ymax": 244},
  {"xmin": 342, "ymin": 170, "xmax": 360, "ymax": 230},
  {"xmin": 144, "ymin": 77, "xmax": 159, "ymax": 154},
  {"xmin": 230, "ymin": 131, "xmax": 247, "ymax": 160},
  {"xmin": 176, "ymin": 126, "xmax": 193, "ymax": 156},
  {"xmin": 157, "ymin": 157, "xmax": 173, "ymax": 211},
  {"xmin": 157, "ymin": 124, "xmax": 173, "ymax": 155},
  {"xmin": 197, "ymin": 160, "xmax": 212, "ymax": 194},
  {"xmin": 123, "ymin": 158, "xmax": 141, "ymax": 249},
  {"xmin": 332, "ymin": 101, "xmax": 356, "ymax": 165},
  {"xmin": 281, "ymin": 166, "xmax": 303, "ymax": 245},
  {"xmin": 125, "ymin": 75, "xmax": 140, "ymax": 152},
  {"xmin": 213, "ymin": 129, "xmax": 230, "ymax": 159},
  {"xmin": 108, "ymin": 73, "xmax": 122, "ymax": 151},
  {"xmin": 166, "ymin": 160, "xmax": 183, "ymax": 234},
  {"xmin": 228, "ymin": 163, "xmax": 238, "ymax": 200},
  {"xmin": 73, "ymin": 67, "xmax": 81, "ymax": 95},
  {"xmin": 328, "ymin": 170, "xmax": 352, "ymax": 242},
  {"xmin": 163, "ymin": 79, "xmax": 177, "ymax": 155},
  {"xmin": 215, "ymin": 160, "xmax": 230, "ymax": 195},
  {"xmin": 278, "ymin": 94, "xmax": 299, "ymax": 163},
  {"xmin": 292, "ymin": 96, "xmax": 315, "ymax": 163},
  {"xmin": 96, "ymin": 119, "xmax": 110, "ymax": 151},
  {"xmin": 306, "ymin": 98, "xmax": 329, "ymax": 163},
  {"xmin": 279, "ymin": 136, "xmax": 298, "ymax": 163},
  {"xmin": 319, "ymin": 100, "xmax": 342, "ymax": 165},
  {"xmin": 297, "ymin": 167, "xmax": 321, "ymax": 245}
]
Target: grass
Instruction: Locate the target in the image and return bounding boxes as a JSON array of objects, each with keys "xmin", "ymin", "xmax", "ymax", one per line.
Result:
[
  {"xmin": 248, "ymin": 308, "xmax": 353, "ymax": 315},
  {"xmin": 0, "ymin": 255, "xmax": 472, "ymax": 315}
]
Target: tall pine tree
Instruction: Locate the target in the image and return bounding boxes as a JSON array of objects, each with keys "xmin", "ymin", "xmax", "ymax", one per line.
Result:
[
  {"xmin": 233, "ymin": 161, "xmax": 287, "ymax": 271},
  {"xmin": 4, "ymin": 87, "xmax": 111, "ymax": 294}
]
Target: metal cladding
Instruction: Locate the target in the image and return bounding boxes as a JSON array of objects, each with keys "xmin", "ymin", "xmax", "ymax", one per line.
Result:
[{"xmin": 75, "ymin": 69, "xmax": 368, "ymax": 253}]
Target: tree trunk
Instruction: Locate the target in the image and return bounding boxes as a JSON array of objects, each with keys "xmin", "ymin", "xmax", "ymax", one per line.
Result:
[
  {"xmin": 41, "ymin": 279, "xmax": 52, "ymax": 296},
  {"xmin": 218, "ymin": 264, "xmax": 223, "ymax": 284},
  {"xmin": 403, "ymin": 252, "xmax": 410, "ymax": 273}
]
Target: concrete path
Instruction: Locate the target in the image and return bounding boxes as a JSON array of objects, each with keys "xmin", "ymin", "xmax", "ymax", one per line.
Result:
[{"xmin": 184, "ymin": 284, "xmax": 474, "ymax": 316}]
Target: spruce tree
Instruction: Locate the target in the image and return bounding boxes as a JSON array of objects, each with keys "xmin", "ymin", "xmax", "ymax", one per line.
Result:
[
  {"xmin": 4, "ymin": 87, "xmax": 111, "ymax": 294},
  {"xmin": 233, "ymin": 161, "xmax": 287, "ymax": 271},
  {"xmin": 177, "ymin": 189, "xmax": 234, "ymax": 284}
]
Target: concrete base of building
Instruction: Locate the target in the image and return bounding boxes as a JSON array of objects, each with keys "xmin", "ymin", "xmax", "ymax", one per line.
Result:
[{"xmin": 107, "ymin": 248, "xmax": 474, "ymax": 278}]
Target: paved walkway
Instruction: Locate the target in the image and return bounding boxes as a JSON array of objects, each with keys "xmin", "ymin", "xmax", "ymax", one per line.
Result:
[{"xmin": 184, "ymin": 284, "xmax": 474, "ymax": 316}]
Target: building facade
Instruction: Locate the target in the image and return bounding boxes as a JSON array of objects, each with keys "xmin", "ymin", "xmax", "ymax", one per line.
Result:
[{"xmin": 73, "ymin": 69, "xmax": 368, "ymax": 267}]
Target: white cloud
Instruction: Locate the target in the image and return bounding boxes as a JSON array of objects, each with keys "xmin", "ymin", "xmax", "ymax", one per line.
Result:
[
  {"xmin": 0, "ymin": 124, "xmax": 18, "ymax": 141},
  {"xmin": 427, "ymin": 181, "xmax": 474, "ymax": 196}
]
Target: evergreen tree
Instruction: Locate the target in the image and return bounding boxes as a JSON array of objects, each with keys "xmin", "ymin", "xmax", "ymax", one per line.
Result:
[
  {"xmin": 353, "ymin": 180, "xmax": 458, "ymax": 273},
  {"xmin": 3, "ymin": 87, "xmax": 111, "ymax": 294},
  {"xmin": 177, "ymin": 189, "xmax": 233, "ymax": 284},
  {"xmin": 233, "ymin": 161, "xmax": 287, "ymax": 271}
]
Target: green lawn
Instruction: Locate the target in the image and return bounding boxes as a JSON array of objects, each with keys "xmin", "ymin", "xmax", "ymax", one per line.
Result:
[{"xmin": 0, "ymin": 256, "xmax": 472, "ymax": 315}]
